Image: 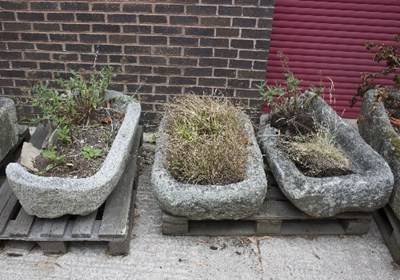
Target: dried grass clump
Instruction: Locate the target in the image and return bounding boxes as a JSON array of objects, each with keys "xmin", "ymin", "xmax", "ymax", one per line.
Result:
[
  {"xmin": 282, "ymin": 127, "xmax": 352, "ymax": 177},
  {"xmin": 164, "ymin": 95, "xmax": 249, "ymax": 185}
]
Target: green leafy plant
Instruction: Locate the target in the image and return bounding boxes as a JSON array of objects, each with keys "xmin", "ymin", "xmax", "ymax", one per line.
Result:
[
  {"xmin": 31, "ymin": 66, "xmax": 115, "ymax": 142},
  {"xmin": 41, "ymin": 149, "xmax": 65, "ymax": 174},
  {"xmin": 80, "ymin": 145, "xmax": 103, "ymax": 159},
  {"xmin": 352, "ymin": 34, "xmax": 400, "ymax": 106}
]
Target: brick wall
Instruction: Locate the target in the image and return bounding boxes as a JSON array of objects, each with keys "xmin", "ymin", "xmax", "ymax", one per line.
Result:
[{"xmin": 0, "ymin": 0, "xmax": 274, "ymax": 128}]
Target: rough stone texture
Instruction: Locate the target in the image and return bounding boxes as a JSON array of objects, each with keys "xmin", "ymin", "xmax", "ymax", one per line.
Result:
[
  {"xmin": 152, "ymin": 113, "xmax": 268, "ymax": 220},
  {"xmin": 358, "ymin": 89, "xmax": 400, "ymax": 220},
  {"xmin": 258, "ymin": 92, "xmax": 394, "ymax": 217},
  {"xmin": 0, "ymin": 98, "xmax": 19, "ymax": 162},
  {"xmin": 6, "ymin": 102, "xmax": 141, "ymax": 218}
]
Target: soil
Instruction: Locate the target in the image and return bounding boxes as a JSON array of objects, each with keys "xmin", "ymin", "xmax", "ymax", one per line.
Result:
[
  {"xmin": 34, "ymin": 108, "xmax": 124, "ymax": 178},
  {"xmin": 268, "ymin": 112, "xmax": 353, "ymax": 178}
]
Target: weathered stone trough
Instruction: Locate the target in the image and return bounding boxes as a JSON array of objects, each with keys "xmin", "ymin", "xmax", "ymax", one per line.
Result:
[
  {"xmin": 358, "ymin": 89, "xmax": 400, "ymax": 220},
  {"xmin": 0, "ymin": 98, "xmax": 19, "ymax": 163},
  {"xmin": 152, "ymin": 112, "xmax": 268, "ymax": 220},
  {"xmin": 258, "ymin": 92, "xmax": 394, "ymax": 217},
  {"xmin": 6, "ymin": 98, "xmax": 141, "ymax": 218}
]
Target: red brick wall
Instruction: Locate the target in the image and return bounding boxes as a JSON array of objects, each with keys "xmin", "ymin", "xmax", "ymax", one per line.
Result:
[{"xmin": 0, "ymin": 0, "xmax": 274, "ymax": 128}]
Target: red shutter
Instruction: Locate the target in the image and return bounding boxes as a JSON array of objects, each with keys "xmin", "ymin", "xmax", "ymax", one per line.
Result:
[{"xmin": 266, "ymin": 0, "xmax": 400, "ymax": 118}]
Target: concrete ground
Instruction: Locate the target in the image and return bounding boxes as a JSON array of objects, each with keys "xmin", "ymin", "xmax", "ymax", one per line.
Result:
[{"xmin": 0, "ymin": 142, "xmax": 399, "ymax": 280}]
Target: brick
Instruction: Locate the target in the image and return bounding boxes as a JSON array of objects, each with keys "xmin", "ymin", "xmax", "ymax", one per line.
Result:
[
  {"xmin": 185, "ymin": 86, "xmax": 213, "ymax": 95},
  {"xmin": 0, "ymin": 51, "xmax": 22, "ymax": 59},
  {"xmin": 66, "ymin": 44, "xmax": 92, "ymax": 52},
  {"xmin": 202, "ymin": 0, "xmax": 233, "ymax": 4},
  {"xmin": 67, "ymin": 63, "xmax": 95, "ymax": 71},
  {"xmin": 50, "ymin": 33, "xmax": 77, "ymax": 42},
  {"xmin": 239, "ymin": 50, "xmax": 266, "ymax": 59},
  {"xmin": 8, "ymin": 42, "xmax": 34, "ymax": 50},
  {"xmin": 123, "ymin": 4, "xmax": 152, "ymax": 13},
  {"xmin": 30, "ymin": 2, "xmax": 58, "ymax": 10},
  {"xmin": 155, "ymin": 86, "xmax": 182, "ymax": 94},
  {"xmin": 214, "ymin": 68, "xmax": 236, "ymax": 78},
  {"xmin": 232, "ymin": 18, "xmax": 256, "ymax": 27},
  {"xmin": 154, "ymin": 47, "xmax": 181, "ymax": 56},
  {"xmin": 3, "ymin": 23, "xmax": 31, "ymax": 31},
  {"xmin": 109, "ymin": 35, "xmax": 136, "ymax": 44},
  {"xmin": 238, "ymin": 70, "xmax": 265, "ymax": 79},
  {"xmin": 185, "ymin": 28, "xmax": 214, "ymax": 37},
  {"xmin": 184, "ymin": 67, "xmax": 212, "ymax": 77},
  {"xmin": 198, "ymin": 78, "xmax": 226, "ymax": 87},
  {"xmin": 216, "ymin": 28, "xmax": 239, "ymax": 37},
  {"xmin": 242, "ymin": 29, "xmax": 267, "ymax": 39},
  {"xmin": 253, "ymin": 60, "xmax": 267, "ymax": 70},
  {"xmin": 107, "ymin": 84, "xmax": 124, "ymax": 91},
  {"xmin": 14, "ymin": 79, "xmax": 29, "ymax": 87},
  {"xmin": 184, "ymin": 48, "xmax": 213, "ymax": 57},
  {"xmin": 21, "ymin": 33, "xmax": 48, "ymax": 41},
  {"xmin": 187, "ymin": 5, "xmax": 216, "ymax": 15},
  {"xmin": 11, "ymin": 61, "xmax": 37, "ymax": 68},
  {"xmin": 170, "ymin": 16, "xmax": 198, "ymax": 25},
  {"xmin": 139, "ymin": 56, "xmax": 166, "ymax": 65},
  {"xmin": 255, "ymin": 40, "xmax": 269, "ymax": 50},
  {"xmin": 243, "ymin": 7, "xmax": 272, "ymax": 17},
  {"xmin": 0, "ymin": 78, "xmax": 13, "ymax": 86},
  {"xmin": 200, "ymin": 38, "xmax": 229, "ymax": 48},
  {"xmin": 109, "ymin": 55, "xmax": 137, "ymax": 64},
  {"xmin": 125, "ymin": 65, "xmax": 152, "ymax": 74},
  {"xmin": 170, "ymin": 77, "xmax": 196, "ymax": 85},
  {"xmin": 235, "ymin": 0, "xmax": 258, "ymax": 5},
  {"xmin": 154, "ymin": 26, "xmax": 182, "ymax": 35},
  {"xmin": 215, "ymin": 48, "xmax": 238, "ymax": 58},
  {"xmin": 37, "ymin": 43, "xmax": 63, "ymax": 51},
  {"xmin": 33, "ymin": 23, "xmax": 60, "ymax": 31},
  {"xmin": 236, "ymin": 89, "xmax": 260, "ymax": 98},
  {"xmin": 123, "ymin": 25, "xmax": 151, "ymax": 33},
  {"xmin": 139, "ymin": 15, "xmax": 167, "ymax": 24},
  {"xmin": 0, "ymin": 1, "xmax": 28, "ymax": 10},
  {"xmin": 47, "ymin": 13, "xmax": 74, "ymax": 21},
  {"xmin": 80, "ymin": 54, "xmax": 107, "ymax": 63},
  {"xmin": 200, "ymin": 17, "xmax": 231, "ymax": 26},
  {"xmin": 140, "ymin": 94, "xmax": 167, "ymax": 102},
  {"xmin": 60, "ymin": 2, "xmax": 89, "ymax": 11},
  {"xmin": 108, "ymin": 14, "xmax": 136, "ymax": 23},
  {"xmin": 139, "ymin": 36, "xmax": 167, "ymax": 45},
  {"xmin": 199, "ymin": 58, "xmax": 227, "ymax": 67},
  {"xmin": 155, "ymin": 4, "xmax": 184, "ymax": 14},
  {"xmin": 97, "ymin": 45, "xmax": 122, "ymax": 53},
  {"xmin": 24, "ymin": 52, "xmax": 50, "ymax": 60},
  {"xmin": 39, "ymin": 62, "xmax": 65, "ymax": 70},
  {"xmin": 92, "ymin": 3, "xmax": 121, "ymax": 12},
  {"xmin": 258, "ymin": 18, "xmax": 273, "ymax": 28},
  {"xmin": 231, "ymin": 39, "xmax": 254, "ymax": 49},
  {"xmin": 18, "ymin": 12, "xmax": 45, "ymax": 21},
  {"xmin": 0, "ymin": 32, "xmax": 18, "ymax": 41},
  {"xmin": 169, "ymin": 57, "xmax": 197, "ymax": 66},
  {"xmin": 125, "ymin": 46, "xmax": 151, "ymax": 55},
  {"xmin": 170, "ymin": 37, "xmax": 198, "ymax": 46},
  {"xmin": 79, "ymin": 34, "xmax": 107, "ymax": 43},
  {"xmin": 52, "ymin": 53, "xmax": 79, "ymax": 61},
  {"xmin": 129, "ymin": 84, "xmax": 152, "ymax": 93},
  {"xmin": 260, "ymin": 0, "xmax": 275, "ymax": 5},
  {"xmin": 0, "ymin": 70, "xmax": 25, "ymax": 78},
  {"xmin": 227, "ymin": 79, "xmax": 250, "ymax": 88},
  {"xmin": 229, "ymin": 59, "xmax": 252, "ymax": 69},
  {"xmin": 139, "ymin": 75, "xmax": 167, "ymax": 84},
  {"xmin": 0, "ymin": 11, "xmax": 15, "ymax": 21},
  {"xmin": 93, "ymin": 24, "xmax": 120, "ymax": 33},
  {"xmin": 218, "ymin": 6, "xmax": 242, "ymax": 16},
  {"xmin": 0, "ymin": 43, "xmax": 6, "ymax": 50},
  {"xmin": 154, "ymin": 67, "xmax": 181, "ymax": 75},
  {"xmin": 114, "ymin": 74, "xmax": 138, "ymax": 83},
  {"xmin": 77, "ymin": 13, "xmax": 104, "ymax": 22},
  {"xmin": 62, "ymin": 23, "xmax": 90, "ymax": 32}
]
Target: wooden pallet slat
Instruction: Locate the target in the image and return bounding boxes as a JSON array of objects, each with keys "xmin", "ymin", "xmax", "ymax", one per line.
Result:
[
  {"xmin": 0, "ymin": 194, "xmax": 19, "ymax": 234},
  {"xmin": 71, "ymin": 210, "xmax": 98, "ymax": 238},
  {"xmin": 8, "ymin": 208, "xmax": 35, "ymax": 237}
]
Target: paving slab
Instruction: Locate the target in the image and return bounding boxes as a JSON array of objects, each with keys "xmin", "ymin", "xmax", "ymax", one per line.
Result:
[{"xmin": 0, "ymin": 143, "xmax": 399, "ymax": 279}]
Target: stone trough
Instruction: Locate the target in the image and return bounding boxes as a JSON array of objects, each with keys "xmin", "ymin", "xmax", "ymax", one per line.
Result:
[
  {"xmin": 258, "ymin": 92, "xmax": 394, "ymax": 217},
  {"xmin": 152, "ymin": 112, "xmax": 268, "ymax": 220},
  {"xmin": 0, "ymin": 98, "xmax": 19, "ymax": 163}
]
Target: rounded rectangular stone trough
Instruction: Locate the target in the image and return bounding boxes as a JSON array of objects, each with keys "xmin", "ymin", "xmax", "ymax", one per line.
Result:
[
  {"xmin": 258, "ymin": 92, "xmax": 394, "ymax": 217},
  {"xmin": 151, "ymin": 112, "xmax": 268, "ymax": 220},
  {"xmin": 0, "ymin": 98, "xmax": 19, "ymax": 163},
  {"xmin": 6, "ymin": 98, "xmax": 141, "ymax": 219},
  {"xmin": 358, "ymin": 89, "xmax": 400, "ymax": 220}
]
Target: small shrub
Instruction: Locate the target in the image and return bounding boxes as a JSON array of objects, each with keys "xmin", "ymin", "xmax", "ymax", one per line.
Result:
[{"xmin": 164, "ymin": 95, "xmax": 249, "ymax": 185}]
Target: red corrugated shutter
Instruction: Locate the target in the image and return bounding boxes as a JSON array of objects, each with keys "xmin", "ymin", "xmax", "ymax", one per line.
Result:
[{"xmin": 266, "ymin": 0, "xmax": 400, "ymax": 118}]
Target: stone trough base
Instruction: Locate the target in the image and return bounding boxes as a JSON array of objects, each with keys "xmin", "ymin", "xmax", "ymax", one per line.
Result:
[
  {"xmin": 162, "ymin": 177, "xmax": 372, "ymax": 236},
  {"xmin": 0, "ymin": 125, "xmax": 142, "ymax": 255}
]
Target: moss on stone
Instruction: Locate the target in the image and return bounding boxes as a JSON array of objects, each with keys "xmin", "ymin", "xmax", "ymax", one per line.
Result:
[{"xmin": 386, "ymin": 130, "xmax": 400, "ymax": 157}]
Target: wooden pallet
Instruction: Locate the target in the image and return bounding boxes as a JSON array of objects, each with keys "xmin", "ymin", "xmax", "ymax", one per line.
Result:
[
  {"xmin": 373, "ymin": 206, "xmax": 400, "ymax": 264},
  {"xmin": 162, "ymin": 180, "xmax": 372, "ymax": 236},
  {"xmin": 0, "ymin": 124, "xmax": 142, "ymax": 255}
]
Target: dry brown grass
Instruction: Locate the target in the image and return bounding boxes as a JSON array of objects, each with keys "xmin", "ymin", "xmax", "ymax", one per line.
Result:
[
  {"xmin": 281, "ymin": 127, "xmax": 352, "ymax": 177},
  {"xmin": 164, "ymin": 95, "xmax": 249, "ymax": 185}
]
